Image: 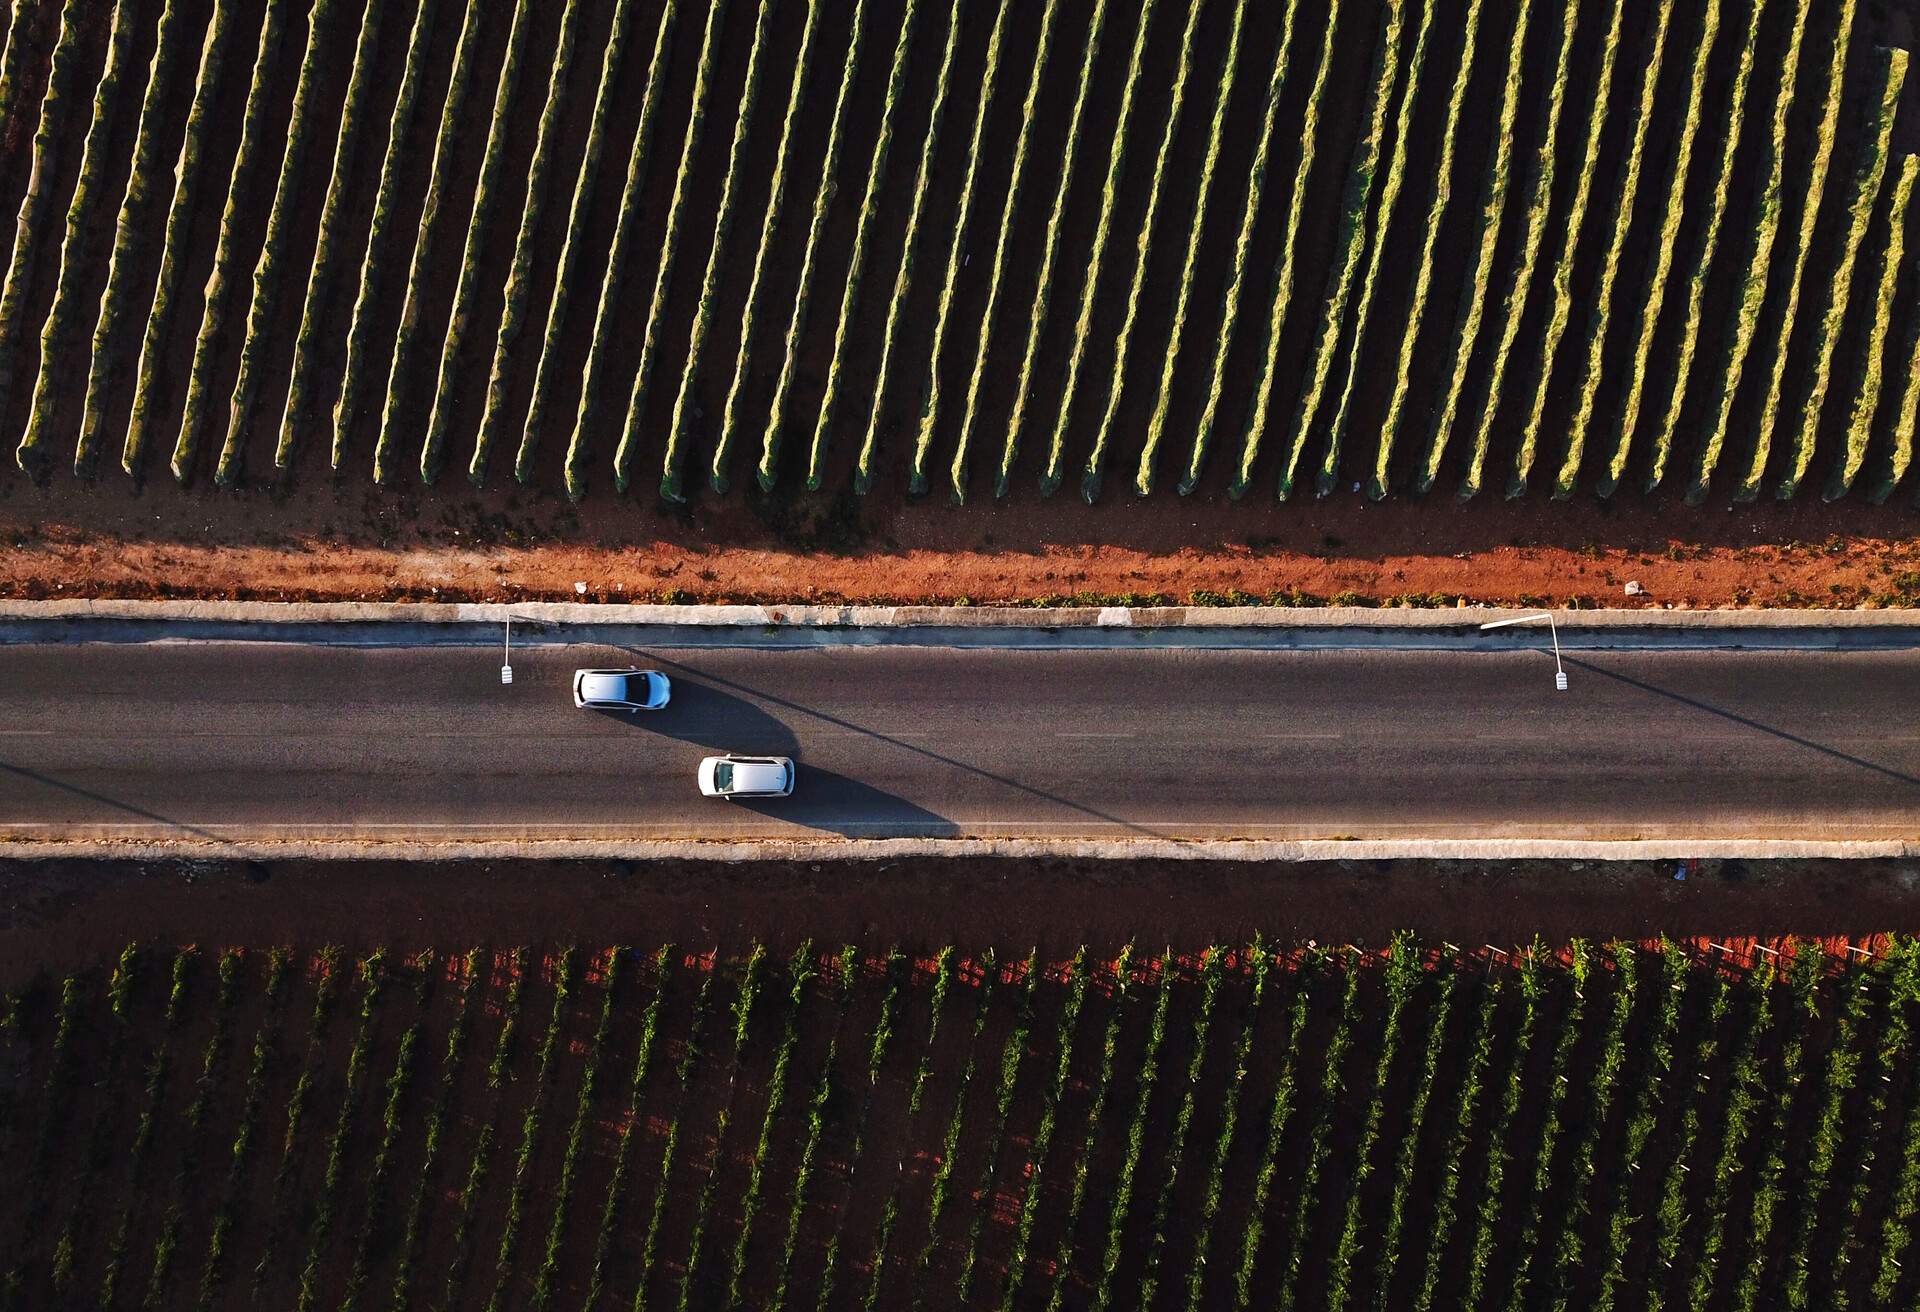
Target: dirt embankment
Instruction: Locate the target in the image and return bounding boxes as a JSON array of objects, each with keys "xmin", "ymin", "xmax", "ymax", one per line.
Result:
[
  {"xmin": 4, "ymin": 471, "xmax": 1920, "ymax": 608},
  {"xmin": 5, "ymin": 855, "xmax": 1918, "ymax": 989}
]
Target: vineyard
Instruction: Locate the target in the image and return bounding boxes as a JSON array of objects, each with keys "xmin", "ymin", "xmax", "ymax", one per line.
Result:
[
  {"xmin": 0, "ymin": 0, "xmax": 1914, "ymax": 507},
  {"xmin": 5, "ymin": 937, "xmax": 1920, "ymax": 1309}
]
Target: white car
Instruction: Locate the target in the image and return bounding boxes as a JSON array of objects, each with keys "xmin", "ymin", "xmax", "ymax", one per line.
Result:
[
  {"xmin": 572, "ymin": 668, "xmax": 671, "ymax": 711},
  {"xmin": 699, "ymin": 754, "xmax": 796, "ymax": 798}
]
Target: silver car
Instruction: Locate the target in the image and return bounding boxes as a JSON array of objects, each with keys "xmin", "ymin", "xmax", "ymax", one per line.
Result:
[
  {"xmin": 698, "ymin": 754, "xmax": 796, "ymax": 798},
  {"xmin": 572, "ymin": 668, "xmax": 671, "ymax": 711}
]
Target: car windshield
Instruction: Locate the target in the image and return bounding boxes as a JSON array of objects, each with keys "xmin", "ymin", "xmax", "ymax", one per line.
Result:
[{"xmin": 714, "ymin": 762, "xmax": 734, "ymax": 790}]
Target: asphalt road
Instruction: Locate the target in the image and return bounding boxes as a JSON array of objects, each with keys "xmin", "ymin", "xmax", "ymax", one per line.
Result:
[{"xmin": 0, "ymin": 642, "xmax": 1915, "ymax": 841}]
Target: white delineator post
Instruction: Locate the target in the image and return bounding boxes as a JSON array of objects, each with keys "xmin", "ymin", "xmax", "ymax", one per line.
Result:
[
  {"xmin": 1480, "ymin": 612, "xmax": 1568, "ymax": 691},
  {"xmin": 501, "ymin": 613, "xmax": 514, "ymax": 685}
]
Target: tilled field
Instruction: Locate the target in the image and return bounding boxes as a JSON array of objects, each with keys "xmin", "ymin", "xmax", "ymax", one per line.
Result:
[
  {"xmin": 0, "ymin": 0, "xmax": 1917, "ymax": 514},
  {"xmin": 5, "ymin": 932, "xmax": 1920, "ymax": 1310}
]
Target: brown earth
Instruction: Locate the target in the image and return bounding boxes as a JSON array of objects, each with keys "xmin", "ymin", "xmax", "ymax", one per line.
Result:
[
  {"xmin": 6, "ymin": 855, "xmax": 1920, "ymax": 988},
  {"xmin": 4, "ymin": 468, "xmax": 1920, "ymax": 606}
]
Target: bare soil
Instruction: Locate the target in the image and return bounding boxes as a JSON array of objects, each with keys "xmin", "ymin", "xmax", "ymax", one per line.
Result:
[
  {"xmin": 6, "ymin": 855, "xmax": 1920, "ymax": 991},
  {"xmin": 5, "ymin": 469, "xmax": 1920, "ymax": 607}
]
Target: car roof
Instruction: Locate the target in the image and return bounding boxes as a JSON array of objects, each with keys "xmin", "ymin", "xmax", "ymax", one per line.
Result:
[
  {"xmin": 730, "ymin": 760, "xmax": 789, "ymax": 790},
  {"xmin": 579, "ymin": 671, "xmax": 633, "ymax": 698}
]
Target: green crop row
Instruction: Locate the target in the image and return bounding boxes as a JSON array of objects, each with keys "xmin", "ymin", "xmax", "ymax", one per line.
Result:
[
  {"xmin": 531, "ymin": 949, "xmax": 621, "ymax": 1311},
  {"xmin": 274, "ymin": 0, "xmax": 391, "ymax": 472},
  {"xmin": 725, "ymin": 944, "xmax": 817, "ymax": 1306},
  {"xmin": 1042, "ymin": 945, "xmax": 1132, "ymax": 1312},
  {"xmin": 1368, "ymin": 0, "xmax": 1484, "ymax": 498},
  {"xmin": 999, "ymin": 948, "xmax": 1089, "ymax": 1311},
  {"xmin": 1643, "ymin": 0, "xmax": 1769, "ymax": 494},
  {"xmin": 850, "ymin": 0, "xmax": 965, "ymax": 496},
  {"xmin": 673, "ymin": 943, "xmax": 767, "ymax": 1312},
  {"xmin": 194, "ymin": 948, "xmax": 294, "ymax": 1310},
  {"xmin": 1079, "ymin": 0, "xmax": 1208, "ymax": 504},
  {"xmin": 95, "ymin": 951, "xmax": 196, "ymax": 1309},
  {"xmin": 1696, "ymin": 0, "xmax": 1818, "ymax": 501},
  {"xmin": 997, "ymin": 0, "xmax": 1112, "ymax": 498},
  {"xmin": 770, "ymin": 947, "xmax": 866, "ymax": 1312},
  {"xmin": 331, "ymin": 0, "xmax": 454, "ymax": 469},
  {"xmin": 908, "ymin": 0, "xmax": 1016, "ymax": 496},
  {"xmin": 515, "ymin": 0, "xmax": 640, "ymax": 484},
  {"xmin": 438, "ymin": 949, "xmax": 528, "ymax": 1309},
  {"xmin": 366, "ymin": 0, "xmax": 490, "ymax": 480},
  {"xmin": 1779, "ymin": 48, "xmax": 1908, "ymax": 498},
  {"xmin": 418, "ymin": 0, "xmax": 539, "ymax": 486},
  {"xmin": 1684, "ymin": 958, "xmax": 1783, "ymax": 1306},
  {"xmin": 1458, "ymin": 0, "xmax": 1583, "ymax": 499},
  {"xmin": 218, "ymin": 0, "xmax": 345, "ymax": 488},
  {"xmin": 908, "ymin": 951, "xmax": 1003, "ymax": 1303},
  {"xmin": 1461, "ymin": 950, "xmax": 1544, "ymax": 1309},
  {"xmin": 1727, "ymin": 948, "xmax": 1825, "ymax": 1312},
  {"xmin": 15, "ymin": 0, "xmax": 140, "ymax": 476},
  {"xmin": 1509, "ymin": 0, "xmax": 1626, "ymax": 497},
  {"xmin": 472, "ymin": 0, "xmax": 587, "ymax": 486},
  {"xmin": 1597, "ymin": 0, "xmax": 1721, "ymax": 494},
  {"xmin": 561, "ymin": 0, "xmax": 682, "ymax": 500},
  {"xmin": 1182, "ymin": 0, "xmax": 1302, "ymax": 496},
  {"xmin": 292, "ymin": 950, "xmax": 390, "ymax": 1312},
  {"xmin": 954, "ymin": 952, "xmax": 1040, "ymax": 1304},
  {"xmin": 0, "ymin": 0, "xmax": 87, "ymax": 431},
  {"xmin": 1643, "ymin": 968, "xmax": 1734, "ymax": 1312},
  {"xmin": 1183, "ymin": 945, "xmax": 1269, "ymax": 1312},
  {"xmin": 1324, "ymin": 935, "xmax": 1419, "ymax": 1311},
  {"xmin": 1279, "ymin": 0, "xmax": 1405, "ymax": 502},
  {"xmin": 1041, "ymin": 0, "xmax": 1159, "ymax": 498},
  {"xmin": 1415, "ymin": 0, "xmax": 1535, "ymax": 495},
  {"xmin": 73, "ymin": 0, "xmax": 192, "ymax": 477},
  {"xmin": 1553, "ymin": 1, "xmax": 1675, "ymax": 497},
  {"xmin": 1137, "ymin": 951, "xmax": 1224, "ymax": 1308},
  {"xmin": 1591, "ymin": 944, "xmax": 1688, "ymax": 1312},
  {"xmin": 480, "ymin": 948, "xmax": 576, "ymax": 1312},
  {"xmin": 1233, "ymin": 952, "xmax": 1318, "ymax": 1311},
  {"xmin": 1316, "ymin": 0, "xmax": 1431, "ymax": 500},
  {"xmin": 660, "ymin": 0, "xmax": 780, "ymax": 503},
  {"xmin": 579, "ymin": 947, "xmax": 670, "ymax": 1312},
  {"xmin": 950, "ymin": 0, "xmax": 1064, "ymax": 502},
  {"xmin": 792, "ymin": 0, "xmax": 920, "ymax": 492},
  {"xmin": 1836, "ymin": 156, "xmax": 1918, "ymax": 500},
  {"xmin": 1376, "ymin": 959, "xmax": 1466, "ymax": 1306},
  {"xmin": 1134, "ymin": 0, "xmax": 1249, "ymax": 499},
  {"xmin": 120, "ymin": 0, "xmax": 236, "ymax": 478},
  {"xmin": 708, "ymin": 0, "xmax": 827, "ymax": 494},
  {"xmin": 1504, "ymin": 944, "xmax": 1594, "ymax": 1311},
  {"xmin": 1542, "ymin": 944, "xmax": 1638, "ymax": 1312},
  {"xmin": 1779, "ymin": 957, "xmax": 1874, "ymax": 1310},
  {"xmin": 169, "ymin": 0, "xmax": 293, "ymax": 485},
  {"xmin": 1234, "ymin": 0, "xmax": 1347, "ymax": 498},
  {"xmin": 147, "ymin": 950, "xmax": 245, "ymax": 1306},
  {"xmin": 1746, "ymin": 0, "xmax": 1864, "ymax": 496},
  {"xmin": 1274, "ymin": 958, "xmax": 1366, "ymax": 1312},
  {"xmin": 1091, "ymin": 959, "xmax": 1173, "ymax": 1310},
  {"xmin": 612, "ymin": 0, "xmax": 734, "ymax": 496}
]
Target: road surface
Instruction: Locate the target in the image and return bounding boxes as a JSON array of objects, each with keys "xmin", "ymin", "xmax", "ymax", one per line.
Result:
[{"xmin": 0, "ymin": 642, "xmax": 1915, "ymax": 841}]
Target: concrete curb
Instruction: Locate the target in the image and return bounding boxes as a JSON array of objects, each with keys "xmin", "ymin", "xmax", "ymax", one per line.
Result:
[
  {"xmin": 4, "ymin": 837, "xmax": 1915, "ymax": 862},
  {"xmin": 1, "ymin": 598, "xmax": 1917, "ymax": 628}
]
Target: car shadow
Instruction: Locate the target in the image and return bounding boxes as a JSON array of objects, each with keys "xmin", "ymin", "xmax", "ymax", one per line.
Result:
[
  {"xmin": 591, "ymin": 679, "xmax": 801, "ymax": 758},
  {"xmin": 731, "ymin": 766, "xmax": 960, "ymax": 838}
]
